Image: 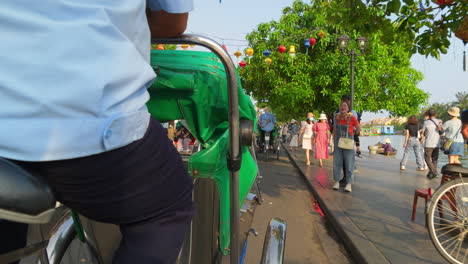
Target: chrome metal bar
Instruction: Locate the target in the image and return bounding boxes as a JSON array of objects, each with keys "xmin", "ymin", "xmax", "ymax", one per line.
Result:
[
  {"xmin": 46, "ymin": 217, "xmax": 76, "ymax": 264},
  {"xmin": 152, "ymin": 34, "xmax": 241, "ymax": 264},
  {"xmin": 260, "ymin": 218, "xmax": 287, "ymax": 264}
]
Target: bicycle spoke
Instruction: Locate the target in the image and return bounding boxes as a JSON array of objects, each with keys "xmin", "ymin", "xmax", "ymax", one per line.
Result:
[
  {"xmin": 455, "ymin": 180, "xmax": 468, "ymax": 217},
  {"xmin": 463, "ymin": 247, "xmax": 468, "ymax": 263},
  {"xmin": 438, "ymin": 202, "xmax": 463, "ymax": 220},
  {"xmin": 433, "ymin": 215, "xmax": 460, "ymax": 225},
  {"xmin": 435, "ymin": 224, "xmax": 459, "ymax": 230},
  {"xmin": 441, "ymin": 233, "xmax": 463, "ymax": 246},
  {"xmin": 437, "ymin": 226, "xmax": 460, "ymax": 238}
]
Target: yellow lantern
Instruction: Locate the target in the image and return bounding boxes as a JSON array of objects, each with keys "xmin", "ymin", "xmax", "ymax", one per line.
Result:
[
  {"xmin": 156, "ymin": 44, "xmax": 164, "ymax": 50},
  {"xmin": 245, "ymin": 47, "xmax": 254, "ymax": 57},
  {"xmin": 289, "ymin": 45, "xmax": 296, "ymax": 54},
  {"xmin": 181, "ymin": 44, "xmax": 189, "ymax": 50},
  {"xmin": 265, "ymin": 57, "xmax": 272, "ymax": 66},
  {"xmin": 317, "ymin": 30, "xmax": 326, "ymax": 39},
  {"xmin": 234, "ymin": 50, "xmax": 242, "ymax": 58},
  {"xmin": 189, "ymin": 44, "xmax": 195, "ymax": 48}
]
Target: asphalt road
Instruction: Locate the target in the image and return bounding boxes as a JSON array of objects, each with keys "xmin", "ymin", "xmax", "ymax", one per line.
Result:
[{"xmin": 244, "ymin": 149, "xmax": 353, "ymax": 264}]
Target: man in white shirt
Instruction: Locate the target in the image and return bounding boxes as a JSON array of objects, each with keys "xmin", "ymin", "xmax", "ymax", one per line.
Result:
[{"xmin": 0, "ymin": 1, "xmax": 194, "ymax": 263}]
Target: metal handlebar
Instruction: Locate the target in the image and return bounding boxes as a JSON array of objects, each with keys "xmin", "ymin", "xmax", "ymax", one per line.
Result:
[{"xmin": 151, "ymin": 34, "xmax": 241, "ymax": 264}]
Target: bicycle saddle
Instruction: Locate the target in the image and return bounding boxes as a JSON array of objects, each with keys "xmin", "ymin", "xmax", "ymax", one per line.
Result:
[
  {"xmin": 442, "ymin": 164, "xmax": 468, "ymax": 177},
  {"xmin": 0, "ymin": 158, "xmax": 56, "ymax": 224}
]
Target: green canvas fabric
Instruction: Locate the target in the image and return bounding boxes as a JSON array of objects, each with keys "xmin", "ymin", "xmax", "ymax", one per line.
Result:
[{"xmin": 148, "ymin": 50, "xmax": 258, "ymax": 255}]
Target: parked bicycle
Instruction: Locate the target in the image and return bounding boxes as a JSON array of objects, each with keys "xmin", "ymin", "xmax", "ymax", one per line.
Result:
[{"xmin": 426, "ymin": 164, "xmax": 468, "ymax": 264}]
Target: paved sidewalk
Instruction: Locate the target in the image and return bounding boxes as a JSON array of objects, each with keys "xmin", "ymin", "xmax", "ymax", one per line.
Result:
[
  {"xmin": 245, "ymin": 151, "xmax": 352, "ymax": 264},
  {"xmin": 284, "ymin": 144, "xmax": 448, "ymax": 264}
]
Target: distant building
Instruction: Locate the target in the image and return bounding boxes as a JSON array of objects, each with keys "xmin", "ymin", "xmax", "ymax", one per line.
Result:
[{"xmin": 381, "ymin": 125, "xmax": 395, "ymax": 134}]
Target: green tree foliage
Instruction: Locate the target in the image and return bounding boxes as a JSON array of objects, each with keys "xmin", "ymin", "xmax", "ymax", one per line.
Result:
[
  {"xmin": 388, "ymin": 0, "xmax": 467, "ymax": 59},
  {"xmin": 240, "ymin": 0, "xmax": 428, "ymax": 120},
  {"xmin": 419, "ymin": 91, "xmax": 468, "ymax": 121}
]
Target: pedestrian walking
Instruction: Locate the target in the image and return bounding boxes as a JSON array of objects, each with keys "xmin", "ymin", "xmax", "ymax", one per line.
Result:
[
  {"xmin": 282, "ymin": 123, "xmax": 289, "ymax": 143},
  {"xmin": 332, "ymin": 101, "xmax": 360, "ymax": 192},
  {"xmin": 313, "ymin": 113, "xmax": 331, "ymax": 167},
  {"xmin": 421, "ymin": 108, "xmax": 443, "ymax": 179},
  {"xmin": 442, "ymin": 107, "xmax": 464, "ymax": 164},
  {"xmin": 289, "ymin": 119, "xmax": 299, "ymax": 151},
  {"xmin": 400, "ymin": 115, "xmax": 425, "ymax": 171},
  {"xmin": 300, "ymin": 113, "xmax": 315, "ymax": 165}
]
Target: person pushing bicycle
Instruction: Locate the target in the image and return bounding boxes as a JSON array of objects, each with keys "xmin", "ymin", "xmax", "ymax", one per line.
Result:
[
  {"xmin": 0, "ymin": 1, "xmax": 194, "ymax": 263},
  {"xmin": 259, "ymin": 107, "xmax": 277, "ymax": 151}
]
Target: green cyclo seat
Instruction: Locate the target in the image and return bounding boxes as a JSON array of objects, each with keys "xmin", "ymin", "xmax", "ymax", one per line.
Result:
[{"xmin": 0, "ymin": 158, "xmax": 56, "ymax": 224}]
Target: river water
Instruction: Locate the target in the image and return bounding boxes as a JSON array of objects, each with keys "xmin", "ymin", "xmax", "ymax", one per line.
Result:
[{"xmin": 359, "ymin": 135, "xmax": 468, "ymax": 168}]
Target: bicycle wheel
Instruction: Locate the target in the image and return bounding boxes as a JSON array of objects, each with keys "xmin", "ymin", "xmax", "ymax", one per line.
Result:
[
  {"xmin": 27, "ymin": 206, "xmax": 102, "ymax": 264},
  {"xmin": 427, "ymin": 178, "xmax": 468, "ymax": 264}
]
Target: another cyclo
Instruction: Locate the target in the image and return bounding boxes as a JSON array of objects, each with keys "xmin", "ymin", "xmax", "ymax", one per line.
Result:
[{"xmin": 0, "ymin": 35, "xmax": 286, "ymax": 264}]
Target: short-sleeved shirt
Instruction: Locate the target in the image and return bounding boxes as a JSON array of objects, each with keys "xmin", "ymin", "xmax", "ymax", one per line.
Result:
[
  {"xmin": 259, "ymin": 112, "xmax": 276, "ymax": 132},
  {"xmin": 443, "ymin": 119, "xmax": 464, "ymax": 143},
  {"xmin": 290, "ymin": 124, "xmax": 299, "ymax": 135},
  {"xmin": 423, "ymin": 118, "xmax": 442, "ymax": 148},
  {"xmin": 0, "ymin": 0, "xmax": 193, "ymax": 161},
  {"xmin": 405, "ymin": 124, "xmax": 421, "ymax": 138},
  {"xmin": 335, "ymin": 115, "xmax": 359, "ymax": 136}
]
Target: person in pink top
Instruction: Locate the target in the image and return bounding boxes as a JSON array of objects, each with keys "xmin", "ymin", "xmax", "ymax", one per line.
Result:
[{"xmin": 314, "ymin": 113, "xmax": 331, "ymax": 167}]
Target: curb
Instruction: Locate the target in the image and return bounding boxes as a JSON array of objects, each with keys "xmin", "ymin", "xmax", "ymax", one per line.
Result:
[{"xmin": 281, "ymin": 142, "xmax": 390, "ymax": 264}]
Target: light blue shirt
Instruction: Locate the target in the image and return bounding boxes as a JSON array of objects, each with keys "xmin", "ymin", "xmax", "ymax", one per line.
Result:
[
  {"xmin": 259, "ymin": 112, "xmax": 276, "ymax": 132},
  {"xmin": 0, "ymin": 0, "xmax": 193, "ymax": 161}
]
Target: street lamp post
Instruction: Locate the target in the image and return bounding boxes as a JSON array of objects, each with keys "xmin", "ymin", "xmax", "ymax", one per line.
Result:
[{"xmin": 337, "ymin": 35, "xmax": 368, "ymax": 111}]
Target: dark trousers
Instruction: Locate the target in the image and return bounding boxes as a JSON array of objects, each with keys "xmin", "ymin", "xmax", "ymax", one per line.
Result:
[
  {"xmin": 10, "ymin": 118, "xmax": 194, "ymax": 264},
  {"xmin": 424, "ymin": 147, "xmax": 439, "ymax": 175},
  {"xmin": 260, "ymin": 130, "xmax": 274, "ymax": 148}
]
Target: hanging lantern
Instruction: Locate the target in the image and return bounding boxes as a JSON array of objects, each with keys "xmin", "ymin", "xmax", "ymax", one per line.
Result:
[
  {"xmin": 234, "ymin": 50, "xmax": 242, "ymax": 59},
  {"xmin": 309, "ymin": 38, "xmax": 317, "ymax": 46},
  {"xmin": 181, "ymin": 44, "xmax": 189, "ymax": 50},
  {"xmin": 278, "ymin": 45, "xmax": 287, "ymax": 54},
  {"xmin": 265, "ymin": 57, "xmax": 272, "ymax": 66},
  {"xmin": 245, "ymin": 47, "xmax": 254, "ymax": 63},
  {"xmin": 156, "ymin": 44, "xmax": 164, "ymax": 50},
  {"xmin": 432, "ymin": 0, "xmax": 453, "ymax": 6},
  {"xmin": 317, "ymin": 31, "xmax": 326, "ymax": 39},
  {"xmin": 189, "ymin": 44, "xmax": 195, "ymax": 48},
  {"xmin": 455, "ymin": 17, "xmax": 468, "ymax": 71},
  {"xmin": 309, "ymin": 37, "xmax": 317, "ymax": 54},
  {"xmin": 289, "ymin": 45, "xmax": 296, "ymax": 54},
  {"xmin": 304, "ymin": 39, "xmax": 311, "ymax": 55},
  {"xmin": 246, "ymin": 47, "xmax": 254, "ymax": 57},
  {"xmin": 263, "ymin": 49, "xmax": 272, "ymax": 57},
  {"xmin": 222, "ymin": 44, "xmax": 228, "ymax": 52},
  {"xmin": 289, "ymin": 45, "xmax": 296, "ymax": 62},
  {"xmin": 239, "ymin": 60, "xmax": 247, "ymax": 68},
  {"xmin": 278, "ymin": 45, "xmax": 286, "ymax": 60}
]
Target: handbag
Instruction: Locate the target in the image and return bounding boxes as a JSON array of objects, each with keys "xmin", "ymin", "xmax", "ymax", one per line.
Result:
[
  {"xmin": 338, "ymin": 137, "xmax": 354, "ymax": 150},
  {"xmin": 337, "ymin": 116, "xmax": 354, "ymax": 150},
  {"xmin": 442, "ymin": 125, "xmax": 461, "ymax": 153}
]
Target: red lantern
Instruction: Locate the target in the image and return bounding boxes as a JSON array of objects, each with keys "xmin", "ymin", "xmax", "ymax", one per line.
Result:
[
  {"xmin": 309, "ymin": 38, "xmax": 316, "ymax": 46},
  {"xmin": 432, "ymin": 0, "xmax": 453, "ymax": 5},
  {"xmin": 278, "ymin": 45, "xmax": 286, "ymax": 60},
  {"xmin": 222, "ymin": 44, "xmax": 228, "ymax": 52},
  {"xmin": 239, "ymin": 60, "xmax": 247, "ymax": 68},
  {"xmin": 278, "ymin": 45, "xmax": 286, "ymax": 54}
]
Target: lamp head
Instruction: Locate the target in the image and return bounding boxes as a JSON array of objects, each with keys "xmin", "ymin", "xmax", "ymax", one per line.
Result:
[
  {"xmin": 357, "ymin": 36, "xmax": 367, "ymax": 52},
  {"xmin": 337, "ymin": 34, "xmax": 350, "ymax": 51}
]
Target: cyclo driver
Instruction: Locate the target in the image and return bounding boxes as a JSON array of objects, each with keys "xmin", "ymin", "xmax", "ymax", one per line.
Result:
[
  {"xmin": 0, "ymin": 1, "xmax": 194, "ymax": 263},
  {"xmin": 259, "ymin": 107, "xmax": 277, "ymax": 151}
]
